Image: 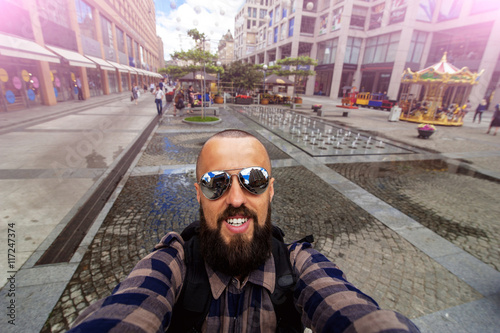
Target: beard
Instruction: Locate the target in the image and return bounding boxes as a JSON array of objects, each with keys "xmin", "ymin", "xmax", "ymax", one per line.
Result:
[{"xmin": 199, "ymin": 203, "xmax": 272, "ymax": 278}]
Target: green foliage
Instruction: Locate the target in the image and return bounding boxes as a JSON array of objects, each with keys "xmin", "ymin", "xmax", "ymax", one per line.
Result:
[
  {"xmin": 184, "ymin": 116, "xmax": 219, "ymax": 122},
  {"xmin": 274, "ymin": 56, "xmax": 318, "ymax": 96},
  {"xmin": 221, "ymin": 61, "xmax": 264, "ymax": 92}
]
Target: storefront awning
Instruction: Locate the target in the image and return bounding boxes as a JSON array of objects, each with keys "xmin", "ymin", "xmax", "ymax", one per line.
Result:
[
  {"xmin": 45, "ymin": 45, "xmax": 96, "ymax": 68},
  {"xmin": 125, "ymin": 65, "xmax": 139, "ymax": 74},
  {"xmin": 0, "ymin": 33, "xmax": 60, "ymax": 63},
  {"xmin": 108, "ymin": 61, "xmax": 129, "ymax": 73},
  {"xmin": 84, "ymin": 55, "xmax": 115, "ymax": 71}
]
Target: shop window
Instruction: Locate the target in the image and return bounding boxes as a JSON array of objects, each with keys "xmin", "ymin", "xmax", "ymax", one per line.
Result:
[
  {"xmin": 406, "ymin": 31, "xmax": 427, "ymax": 63},
  {"xmin": 344, "ymin": 37, "xmax": 361, "ymax": 64},
  {"xmin": 317, "ymin": 39, "xmax": 338, "ymax": 65}
]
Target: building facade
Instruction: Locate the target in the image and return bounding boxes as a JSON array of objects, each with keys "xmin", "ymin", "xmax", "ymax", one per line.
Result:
[
  {"xmin": 0, "ymin": 0, "xmax": 163, "ymax": 112},
  {"xmin": 217, "ymin": 30, "xmax": 235, "ymax": 65},
  {"xmin": 235, "ymin": 0, "xmax": 500, "ymax": 108}
]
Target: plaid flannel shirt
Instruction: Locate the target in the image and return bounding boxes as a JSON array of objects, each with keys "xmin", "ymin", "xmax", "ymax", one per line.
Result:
[{"xmin": 69, "ymin": 232, "xmax": 419, "ymax": 332}]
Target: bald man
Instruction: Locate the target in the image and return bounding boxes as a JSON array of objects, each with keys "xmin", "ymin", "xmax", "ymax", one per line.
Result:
[{"xmin": 69, "ymin": 129, "xmax": 419, "ymax": 333}]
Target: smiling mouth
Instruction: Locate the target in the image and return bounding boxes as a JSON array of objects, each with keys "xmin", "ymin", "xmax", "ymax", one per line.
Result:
[{"xmin": 226, "ymin": 217, "xmax": 249, "ymax": 227}]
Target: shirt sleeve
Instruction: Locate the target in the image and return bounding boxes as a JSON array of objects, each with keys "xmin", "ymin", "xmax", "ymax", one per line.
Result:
[
  {"xmin": 68, "ymin": 232, "xmax": 186, "ymax": 333},
  {"xmin": 289, "ymin": 242, "xmax": 420, "ymax": 333}
]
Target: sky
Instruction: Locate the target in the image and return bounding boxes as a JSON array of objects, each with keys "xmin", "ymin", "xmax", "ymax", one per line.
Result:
[{"xmin": 155, "ymin": 0, "xmax": 246, "ymax": 61}]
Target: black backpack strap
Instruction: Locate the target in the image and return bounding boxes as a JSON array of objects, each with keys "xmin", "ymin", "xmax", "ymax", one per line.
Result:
[{"xmin": 167, "ymin": 222, "xmax": 212, "ymax": 333}]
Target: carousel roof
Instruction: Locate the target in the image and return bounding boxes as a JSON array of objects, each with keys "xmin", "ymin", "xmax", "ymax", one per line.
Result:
[{"xmin": 401, "ymin": 53, "xmax": 483, "ymax": 84}]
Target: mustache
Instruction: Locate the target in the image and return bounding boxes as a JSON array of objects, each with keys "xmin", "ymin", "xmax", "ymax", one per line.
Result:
[{"xmin": 217, "ymin": 205, "xmax": 258, "ymax": 226}]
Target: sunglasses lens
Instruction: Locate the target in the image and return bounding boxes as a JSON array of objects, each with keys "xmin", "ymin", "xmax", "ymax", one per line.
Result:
[
  {"xmin": 238, "ymin": 167, "xmax": 269, "ymax": 194},
  {"xmin": 200, "ymin": 171, "xmax": 231, "ymax": 200}
]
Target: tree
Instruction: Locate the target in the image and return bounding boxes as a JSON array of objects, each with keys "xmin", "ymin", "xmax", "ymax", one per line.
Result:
[
  {"xmin": 221, "ymin": 61, "xmax": 264, "ymax": 94},
  {"xmin": 274, "ymin": 56, "xmax": 318, "ymax": 98},
  {"xmin": 166, "ymin": 29, "xmax": 223, "ymax": 118}
]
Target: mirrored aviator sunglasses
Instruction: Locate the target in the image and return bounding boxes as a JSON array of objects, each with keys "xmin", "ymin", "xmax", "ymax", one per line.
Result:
[{"xmin": 199, "ymin": 166, "xmax": 270, "ymax": 200}]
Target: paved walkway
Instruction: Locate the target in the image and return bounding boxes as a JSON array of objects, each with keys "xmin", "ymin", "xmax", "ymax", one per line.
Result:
[{"xmin": 0, "ymin": 95, "xmax": 499, "ymax": 332}]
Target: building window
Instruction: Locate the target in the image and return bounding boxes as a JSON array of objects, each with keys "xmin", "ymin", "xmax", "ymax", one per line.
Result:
[
  {"xmin": 274, "ymin": 26, "xmax": 278, "ymax": 43},
  {"xmin": 116, "ymin": 27, "xmax": 125, "ymax": 52},
  {"xmin": 127, "ymin": 35, "xmax": 133, "ymax": 56},
  {"xmin": 470, "ymin": 0, "xmax": 500, "ymax": 15},
  {"xmin": 100, "ymin": 15, "xmax": 113, "ymax": 47},
  {"xmin": 317, "ymin": 39, "xmax": 338, "ymax": 65},
  {"xmin": 438, "ymin": 0, "xmax": 463, "ymax": 21},
  {"xmin": 331, "ymin": 6, "xmax": 342, "ymax": 31},
  {"xmin": 260, "ymin": 9, "xmax": 267, "ymax": 19},
  {"xmin": 275, "ymin": 5, "xmax": 280, "ymax": 21},
  {"xmin": 319, "ymin": 14, "xmax": 328, "ymax": 35},
  {"xmin": 269, "ymin": 10, "xmax": 273, "ymax": 26},
  {"xmin": 300, "ymin": 16, "xmax": 315, "ymax": 34},
  {"xmin": 344, "ymin": 37, "xmax": 361, "ymax": 64},
  {"xmin": 363, "ymin": 32, "xmax": 401, "ymax": 64},
  {"xmin": 248, "ymin": 7, "xmax": 252, "ymax": 17},
  {"xmin": 75, "ymin": 0, "xmax": 95, "ymax": 39},
  {"xmin": 288, "ymin": 17, "xmax": 294, "ymax": 37},
  {"xmin": 248, "ymin": 20, "xmax": 251, "ymax": 29},
  {"xmin": 369, "ymin": 3, "xmax": 385, "ymax": 30},
  {"xmin": 427, "ymin": 23, "xmax": 491, "ymax": 63},
  {"xmin": 350, "ymin": 6, "xmax": 367, "ymax": 30},
  {"xmin": 253, "ymin": 8, "xmax": 257, "ymax": 18},
  {"xmin": 283, "ymin": 7, "xmax": 287, "ymax": 18},
  {"xmin": 406, "ymin": 31, "xmax": 427, "ymax": 63},
  {"xmin": 37, "ymin": 0, "xmax": 70, "ymax": 28},
  {"xmin": 280, "ymin": 22, "xmax": 286, "ymax": 40},
  {"xmin": 416, "ymin": 0, "xmax": 434, "ymax": 21}
]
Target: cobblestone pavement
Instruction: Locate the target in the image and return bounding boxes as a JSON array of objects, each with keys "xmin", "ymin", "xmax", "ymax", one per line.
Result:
[
  {"xmin": 328, "ymin": 160, "xmax": 500, "ymax": 272},
  {"xmin": 41, "ymin": 105, "xmax": 498, "ymax": 332}
]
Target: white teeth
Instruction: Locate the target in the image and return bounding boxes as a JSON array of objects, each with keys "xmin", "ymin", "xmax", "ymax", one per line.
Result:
[{"xmin": 226, "ymin": 218, "xmax": 247, "ymax": 226}]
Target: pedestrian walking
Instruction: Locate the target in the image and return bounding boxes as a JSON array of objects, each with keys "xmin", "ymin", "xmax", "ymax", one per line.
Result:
[
  {"xmin": 175, "ymin": 93, "xmax": 185, "ymax": 117},
  {"xmin": 473, "ymin": 99, "xmax": 487, "ymax": 123},
  {"xmin": 76, "ymin": 77, "xmax": 84, "ymax": 100},
  {"xmin": 486, "ymin": 104, "xmax": 500, "ymax": 136},
  {"xmin": 68, "ymin": 129, "xmax": 420, "ymax": 333},
  {"xmin": 149, "ymin": 82, "xmax": 155, "ymax": 93},
  {"xmin": 132, "ymin": 85, "xmax": 139, "ymax": 105},
  {"xmin": 154, "ymin": 85, "xmax": 165, "ymax": 115}
]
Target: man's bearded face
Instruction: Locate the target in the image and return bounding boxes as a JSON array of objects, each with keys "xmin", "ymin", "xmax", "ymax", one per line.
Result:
[{"xmin": 199, "ymin": 204, "xmax": 272, "ymax": 278}]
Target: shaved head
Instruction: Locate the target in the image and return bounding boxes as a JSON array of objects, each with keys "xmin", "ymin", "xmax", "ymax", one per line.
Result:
[{"xmin": 196, "ymin": 130, "xmax": 271, "ymax": 180}]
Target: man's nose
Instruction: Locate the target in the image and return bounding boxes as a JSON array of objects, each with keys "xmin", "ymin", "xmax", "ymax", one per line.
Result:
[{"xmin": 224, "ymin": 175, "xmax": 246, "ymax": 207}]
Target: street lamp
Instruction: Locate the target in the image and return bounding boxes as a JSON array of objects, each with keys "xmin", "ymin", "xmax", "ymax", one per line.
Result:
[{"xmin": 263, "ymin": 64, "xmax": 268, "ymax": 94}]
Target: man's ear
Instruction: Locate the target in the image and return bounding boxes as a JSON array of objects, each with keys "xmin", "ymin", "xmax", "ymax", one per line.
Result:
[{"xmin": 194, "ymin": 183, "xmax": 201, "ymax": 204}]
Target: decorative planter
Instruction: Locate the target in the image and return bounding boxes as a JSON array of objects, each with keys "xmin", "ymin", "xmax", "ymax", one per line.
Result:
[
  {"xmin": 261, "ymin": 98, "xmax": 269, "ymax": 105},
  {"xmin": 214, "ymin": 96, "xmax": 224, "ymax": 104},
  {"xmin": 236, "ymin": 97, "xmax": 253, "ymax": 104},
  {"xmin": 294, "ymin": 97, "xmax": 302, "ymax": 104},
  {"xmin": 312, "ymin": 105, "xmax": 322, "ymax": 112},
  {"xmin": 417, "ymin": 129, "xmax": 434, "ymax": 139}
]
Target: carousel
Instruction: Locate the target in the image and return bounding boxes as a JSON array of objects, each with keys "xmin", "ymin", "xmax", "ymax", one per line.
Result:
[{"xmin": 399, "ymin": 53, "xmax": 484, "ymax": 126}]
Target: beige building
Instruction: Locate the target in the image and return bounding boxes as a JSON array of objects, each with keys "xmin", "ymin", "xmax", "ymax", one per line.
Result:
[
  {"xmin": 236, "ymin": 0, "xmax": 500, "ymax": 108},
  {"xmin": 0, "ymin": 0, "xmax": 163, "ymax": 112},
  {"xmin": 218, "ymin": 30, "xmax": 235, "ymax": 65}
]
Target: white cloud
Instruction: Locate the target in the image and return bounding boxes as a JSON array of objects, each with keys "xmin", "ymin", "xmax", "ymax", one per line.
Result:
[{"xmin": 156, "ymin": 0, "xmax": 245, "ymax": 61}]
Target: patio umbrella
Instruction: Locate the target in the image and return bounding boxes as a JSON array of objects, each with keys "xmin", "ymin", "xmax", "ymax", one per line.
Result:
[
  {"xmin": 179, "ymin": 71, "xmax": 217, "ymax": 81},
  {"xmin": 264, "ymin": 74, "xmax": 294, "ymax": 85}
]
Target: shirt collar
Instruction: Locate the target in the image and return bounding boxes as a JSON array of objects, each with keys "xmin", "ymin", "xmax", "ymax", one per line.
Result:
[{"xmin": 206, "ymin": 254, "xmax": 276, "ymax": 299}]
